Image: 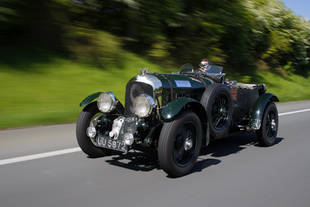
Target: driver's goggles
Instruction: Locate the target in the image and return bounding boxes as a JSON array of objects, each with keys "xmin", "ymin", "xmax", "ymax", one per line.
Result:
[{"xmin": 199, "ymin": 63, "xmax": 209, "ymax": 67}]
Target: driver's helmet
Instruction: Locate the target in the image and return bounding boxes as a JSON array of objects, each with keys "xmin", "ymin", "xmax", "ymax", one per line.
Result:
[{"xmin": 199, "ymin": 59, "xmax": 210, "ymax": 72}]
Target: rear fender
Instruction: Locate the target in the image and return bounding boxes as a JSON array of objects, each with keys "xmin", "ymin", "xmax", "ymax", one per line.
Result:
[
  {"xmin": 160, "ymin": 97, "xmax": 210, "ymax": 146},
  {"xmin": 249, "ymin": 93, "xmax": 279, "ymax": 130}
]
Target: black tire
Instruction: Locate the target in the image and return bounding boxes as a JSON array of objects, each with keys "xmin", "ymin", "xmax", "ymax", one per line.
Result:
[
  {"xmin": 200, "ymin": 83, "xmax": 233, "ymax": 138},
  {"xmin": 256, "ymin": 102, "xmax": 278, "ymax": 146},
  {"xmin": 158, "ymin": 111, "xmax": 202, "ymax": 177},
  {"xmin": 76, "ymin": 102, "xmax": 111, "ymax": 157}
]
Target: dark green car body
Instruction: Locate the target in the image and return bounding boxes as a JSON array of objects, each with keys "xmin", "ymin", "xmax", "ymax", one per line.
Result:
[
  {"xmin": 80, "ymin": 68, "xmax": 278, "ymax": 151},
  {"xmin": 77, "ymin": 65, "xmax": 280, "ymax": 177}
]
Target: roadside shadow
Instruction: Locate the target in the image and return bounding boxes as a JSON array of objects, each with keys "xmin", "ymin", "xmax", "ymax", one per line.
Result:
[
  {"xmin": 191, "ymin": 158, "xmax": 221, "ymax": 173},
  {"xmin": 254, "ymin": 136, "xmax": 284, "ymax": 147},
  {"xmin": 105, "ymin": 151, "xmax": 158, "ymax": 172},
  {"xmin": 187, "ymin": 133, "xmax": 284, "ymax": 176},
  {"xmin": 201, "ymin": 132, "xmax": 284, "ymax": 158},
  {"xmin": 102, "ymin": 132, "xmax": 284, "ymax": 175},
  {"xmin": 202, "ymin": 132, "xmax": 255, "ymax": 157}
]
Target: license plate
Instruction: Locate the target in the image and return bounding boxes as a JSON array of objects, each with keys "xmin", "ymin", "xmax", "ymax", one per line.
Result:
[{"xmin": 96, "ymin": 136, "xmax": 127, "ymax": 153}]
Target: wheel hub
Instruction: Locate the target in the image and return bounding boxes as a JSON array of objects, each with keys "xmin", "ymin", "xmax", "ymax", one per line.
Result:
[
  {"xmin": 184, "ymin": 137, "xmax": 193, "ymax": 151},
  {"xmin": 212, "ymin": 95, "xmax": 229, "ymax": 129},
  {"xmin": 271, "ymin": 119, "xmax": 276, "ymax": 131}
]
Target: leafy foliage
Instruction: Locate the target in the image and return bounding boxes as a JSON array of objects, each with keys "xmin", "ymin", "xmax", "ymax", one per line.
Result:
[{"xmin": 1, "ymin": 0, "xmax": 310, "ymax": 73}]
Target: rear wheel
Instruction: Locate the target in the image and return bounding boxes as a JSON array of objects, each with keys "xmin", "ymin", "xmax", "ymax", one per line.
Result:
[
  {"xmin": 76, "ymin": 102, "xmax": 111, "ymax": 157},
  {"xmin": 200, "ymin": 84, "xmax": 232, "ymax": 138},
  {"xmin": 256, "ymin": 102, "xmax": 278, "ymax": 146},
  {"xmin": 158, "ymin": 111, "xmax": 202, "ymax": 177}
]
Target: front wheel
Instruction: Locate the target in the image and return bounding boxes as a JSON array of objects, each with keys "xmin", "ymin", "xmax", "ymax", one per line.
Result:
[
  {"xmin": 158, "ymin": 111, "xmax": 202, "ymax": 177},
  {"xmin": 256, "ymin": 102, "xmax": 279, "ymax": 146},
  {"xmin": 76, "ymin": 102, "xmax": 111, "ymax": 157}
]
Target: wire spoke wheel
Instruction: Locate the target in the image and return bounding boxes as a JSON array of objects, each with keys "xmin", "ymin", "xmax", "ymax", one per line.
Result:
[
  {"xmin": 76, "ymin": 102, "xmax": 111, "ymax": 157},
  {"xmin": 158, "ymin": 111, "xmax": 202, "ymax": 177},
  {"xmin": 256, "ymin": 102, "xmax": 278, "ymax": 146},
  {"xmin": 211, "ymin": 94, "xmax": 229, "ymax": 129},
  {"xmin": 173, "ymin": 123, "xmax": 197, "ymax": 166},
  {"xmin": 200, "ymin": 83, "xmax": 232, "ymax": 138},
  {"xmin": 266, "ymin": 112, "xmax": 277, "ymax": 139}
]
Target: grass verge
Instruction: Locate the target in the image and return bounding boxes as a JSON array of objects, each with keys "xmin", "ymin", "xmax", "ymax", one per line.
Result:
[
  {"xmin": 1, "ymin": 52, "xmax": 310, "ymax": 129},
  {"xmin": 0, "ymin": 52, "xmax": 172, "ymax": 129}
]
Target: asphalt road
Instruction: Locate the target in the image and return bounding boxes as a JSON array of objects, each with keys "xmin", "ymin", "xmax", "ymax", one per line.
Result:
[{"xmin": 0, "ymin": 101, "xmax": 310, "ymax": 207}]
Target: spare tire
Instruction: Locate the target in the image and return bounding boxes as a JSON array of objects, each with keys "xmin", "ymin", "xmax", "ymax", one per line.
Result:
[{"xmin": 200, "ymin": 83, "xmax": 233, "ymax": 138}]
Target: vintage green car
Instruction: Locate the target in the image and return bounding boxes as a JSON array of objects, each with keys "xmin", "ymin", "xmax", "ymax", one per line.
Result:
[{"xmin": 76, "ymin": 64, "xmax": 279, "ymax": 177}]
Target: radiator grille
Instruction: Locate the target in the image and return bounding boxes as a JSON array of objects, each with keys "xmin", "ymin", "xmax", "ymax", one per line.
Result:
[{"xmin": 125, "ymin": 82, "xmax": 153, "ymax": 114}]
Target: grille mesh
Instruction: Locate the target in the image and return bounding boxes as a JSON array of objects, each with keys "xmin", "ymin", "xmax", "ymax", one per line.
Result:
[{"xmin": 125, "ymin": 82, "xmax": 153, "ymax": 114}]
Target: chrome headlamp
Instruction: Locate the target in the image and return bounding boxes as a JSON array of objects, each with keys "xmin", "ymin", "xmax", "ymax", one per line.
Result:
[
  {"xmin": 133, "ymin": 94, "xmax": 155, "ymax": 118},
  {"xmin": 97, "ymin": 92, "xmax": 117, "ymax": 113}
]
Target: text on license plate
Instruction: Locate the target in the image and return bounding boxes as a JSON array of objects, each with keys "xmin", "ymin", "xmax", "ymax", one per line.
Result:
[{"xmin": 96, "ymin": 136, "xmax": 127, "ymax": 152}]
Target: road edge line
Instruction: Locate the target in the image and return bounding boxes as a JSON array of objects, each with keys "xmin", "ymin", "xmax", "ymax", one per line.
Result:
[
  {"xmin": 279, "ymin": 108, "xmax": 310, "ymax": 116},
  {"xmin": 1, "ymin": 108, "xmax": 310, "ymax": 166},
  {"xmin": 0, "ymin": 147, "xmax": 81, "ymax": 166}
]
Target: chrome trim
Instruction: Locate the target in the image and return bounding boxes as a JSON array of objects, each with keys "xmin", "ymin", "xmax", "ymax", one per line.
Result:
[
  {"xmin": 140, "ymin": 68, "xmax": 149, "ymax": 75},
  {"xmin": 88, "ymin": 115, "xmax": 103, "ymax": 146},
  {"xmin": 271, "ymin": 119, "xmax": 276, "ymax": 131},
  {"xmin": 131, "ymin": 73, "xmax": 163, "ymax": 108},
  {"xmin": 144, "ymin": 94, "xmax": 156, "ymax": 109},
  {"xmin": 252, "ymin": 119, "xmax": 261, "ymax": 130},
  {"xmin": 97, "ymin": 91, "xmax": 118, "ymax": 113},
  {"xmin": 184, "ymin": 137, "xmax": 193, "ymax": 151},
  {"xmin": 109, "ymin": 116, "xmax": 125, "ymax": 140},
  {"xmin": 134, "ymin": 74, "xmax": 162, "ymax": 90},
  {"xmin": 106, "ymin": 91, "xmax": 117, "ymax": 105},
  {"xmin": 133, "ymin": 94, "xmax": 156, "ymax": 118}
]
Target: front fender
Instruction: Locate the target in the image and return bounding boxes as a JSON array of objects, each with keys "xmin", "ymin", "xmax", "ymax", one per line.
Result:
[
  {"xmin": 79, "ymin": 92, "xmax": 125, "ymax": 114},
  {"xmin": 160, "ymin": 97, "xmax": 209, "ymax": 146},
  {"xmin": 80, "ymin": 92, "xmax": 102, "ymax": 107},
  {"xmin": 160, "ymin": 97, "xmax": 208, "ymax": 125},
  {"xmin": 160, "ymin": 97, "xmax": 199, "ymax": 120},
  {"xmin": 249, "ymin": 93, "xmax": 279, "ymax": 130}
]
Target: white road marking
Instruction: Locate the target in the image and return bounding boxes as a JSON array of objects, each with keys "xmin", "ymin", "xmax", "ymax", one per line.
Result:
[
  {"xmin": 0, "ymin": 108, "xmax": 310, "ymax": 166},
  {"xmin": 279, "ymin": 108, "xmax": 310, "ymax": 116},
  {"xmin": 0, "ymin": 148, "xmax": 81, "ymax": 166}
]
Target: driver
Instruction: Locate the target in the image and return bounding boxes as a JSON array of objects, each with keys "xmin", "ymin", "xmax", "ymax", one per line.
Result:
[{"xmin": 199, "ymin": 59, "xmax": 211, "ymax": 72}]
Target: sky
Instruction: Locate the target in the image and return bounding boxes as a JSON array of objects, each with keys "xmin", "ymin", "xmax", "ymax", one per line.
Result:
[{"xmin": 282, "ymin": 0, "xmax": 310, "ymax": 19}]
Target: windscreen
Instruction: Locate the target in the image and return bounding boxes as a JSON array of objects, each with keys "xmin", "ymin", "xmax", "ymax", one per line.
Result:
[
  {"xmin": 179, "ymin": 63, "xmax": 194, "ymax": 73},
  {"xmin": 206, "ymin": 65, "xmax": 223, "ymax": 74}
]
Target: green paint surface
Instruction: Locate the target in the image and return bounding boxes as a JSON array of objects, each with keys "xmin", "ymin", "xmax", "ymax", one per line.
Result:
[
  {"xmin": 161, "ymin": 97, "xmax": 198, "ymax": 120},
  {"xmin": 249, "ymin": 93, "xmax": 279, "ymax": 129}
]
